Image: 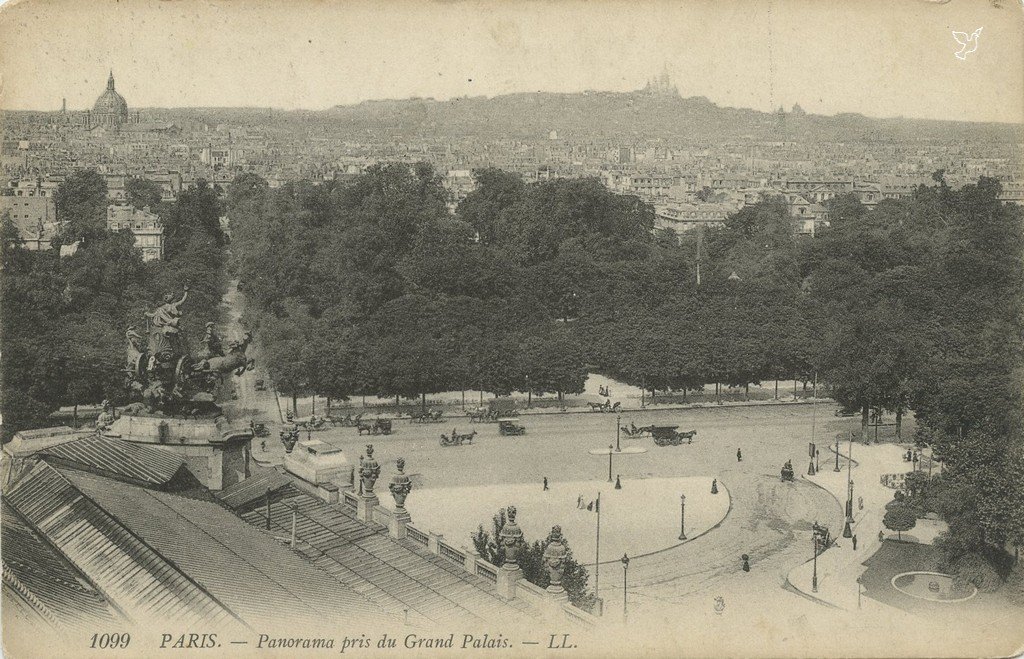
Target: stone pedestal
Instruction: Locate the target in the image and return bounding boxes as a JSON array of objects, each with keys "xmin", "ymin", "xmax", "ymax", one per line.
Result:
[
  {"xmin": 427, "ymin": 532, "xmax": 442, "ymax": 554},
  {"xmin": 357, "ymin": 494, "xmax": 379, "ymax": 523},
  {"xmin": 463, "ymin": 547, "xmax": 480, "ymax": 575},
  {"xmin": 103, "ymin": 414, "xmax": 251, "ymax": 490},
  {"xmin": 496, "ymin": 565, "xmax": 522, "ymax": 601},
  {"xmin": 388, "ymin": 512, "xmax": 408, "ymax": 540}
]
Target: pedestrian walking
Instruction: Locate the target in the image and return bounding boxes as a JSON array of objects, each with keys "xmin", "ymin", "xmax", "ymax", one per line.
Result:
[
  {"xmin": 543, "ymin": 477, "xmax": 549, "ymax": 491},
  {"xmin": 614, "ymin": 475, "xmax": 622, "ymax": 489},
  {"xmin": 577, "ymin": 494, "xmax": 583, "ymax": 509},
  {"xmin": 736, "ymin": 448, "xmax": 742, "ymax": 462},
  {"xmin": 261, "ymin": 440, "xmax": 266, "ymax": 452},
  {"xmin": 852, "ymin": 534, "xmax": 858, "ymax": 550},
  {"xmin": 878, "ymin": 530, "xmax": 884, "ymax": 543},
  {"xmin": 858, "ymin": 496, "xmax": 864, "ymax": 511}
]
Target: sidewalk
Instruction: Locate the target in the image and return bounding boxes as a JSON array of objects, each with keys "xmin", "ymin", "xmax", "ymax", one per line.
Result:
[
  {"xmin": 278, "ymin": 390, "xmax": 830, "ymax": 423},
  {"xmin": 786, "ymin": 442, "xmax": 914, "ymax": 611}
]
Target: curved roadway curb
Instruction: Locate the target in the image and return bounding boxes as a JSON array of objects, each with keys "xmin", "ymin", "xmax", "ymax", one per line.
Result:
[
  {"xmin": 598, "ymin": 482, "xmax": 734, "ymax": 566},
  {"xmin": 782, "ymin": 474, "xmax": 850, "ymax": 609}
]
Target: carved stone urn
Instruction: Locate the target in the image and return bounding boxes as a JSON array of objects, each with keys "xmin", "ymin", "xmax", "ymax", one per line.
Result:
[
  {"xmin": 389, "ymin": 457, "xmax": 412, "ymax": 518},
  {"xmin": 499, "ymin": 506, "xmax": 524, "ymax": 570},
  {"xmin": 542, "ymin": 525, "xmax": 568, "ymax": 594},
  {"xmin": 360, "ymin": 444, "xmax": 381, "ymax": 496}
]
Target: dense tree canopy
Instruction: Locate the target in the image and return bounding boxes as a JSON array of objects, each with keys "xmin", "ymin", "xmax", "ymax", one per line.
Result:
[
  {"xmin": 1, "ymin": 170, "xmax": 228, "ymax": 440},
  {"xmin": 228, "ymin": 166, "xmax": 1022, "ymax": 569}
]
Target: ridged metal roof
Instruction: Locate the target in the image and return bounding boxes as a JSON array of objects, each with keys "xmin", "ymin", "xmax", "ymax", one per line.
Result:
[
  {"xmin": 4, "ymin": 462, "xmax": 241, "ymax": 630},
  {"xmin": 39, "ymin": 435, "xmax": 186, "ymax": 487},
  {"xmin": 63, "ymin": 469, "xmax": 389, "ymax": 628},
  {"xmin": 215, "ymin": 466, "xmax": 292, "ymax": 510},
  {"xmin": 240, "ymin": 489, "xmax": 536, "ymax": 626},
  {"xmin": 1, "ymin": 501, "xmax": 121, "ymax": 630}
]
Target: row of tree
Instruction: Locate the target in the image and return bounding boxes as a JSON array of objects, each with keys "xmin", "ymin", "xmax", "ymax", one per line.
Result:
[
  {"xmin": 229, "ymin": 164, "xmax": 1021, "ymax": 570},
  {"xmin": 1, "ymin": 170, "xmax": 228, "ymax": 439}
]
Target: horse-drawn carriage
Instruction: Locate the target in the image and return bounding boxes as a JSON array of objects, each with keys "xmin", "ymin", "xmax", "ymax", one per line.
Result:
[
  {"xmin": 298, "ymin": 415, "xmax": 328, "ymax": 431},
  {"xmin": 498, "ymin": 419, "xmax": 526, "ymax": 436},
  {"xmin": 328, "ymin": 412, "xmax": 364, "ymax": 427},
  {"xmin": 357, "ymin": 418, "xmax": 393, "ymax": 436},
  {"xmin": 250, "ymin": 420, "xmax": 269, "ymax": 437},
  {"xmin": 440, "ymin": 429, "xmax": 477, "ymax": 446},
  {"xmin": 781, "ymin": 460, "xmax": 795, "ymax": 482},
  {"xmin": 469, "ymin": 407, "xmax": 518, "ymax": 423},
  {"xmin": 620, "ymin": 422, "xmax": 654, "ymax": 438},
  {"xmin": 650, "ymin": 425, "xmax": 697, "ymax": 446},
  {"xmin": 588, "ymin": 400, "xmax": 621, "ymax": 413},
  {"xmin": 410, "ymin": 409, "xmax": 445, "ymax": 423}
]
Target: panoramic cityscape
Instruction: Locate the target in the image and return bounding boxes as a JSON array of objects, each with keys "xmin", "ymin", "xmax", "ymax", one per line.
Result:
[{"xmin": 1, "ymin": 1, "xmax": 1023, "ymax": 658}]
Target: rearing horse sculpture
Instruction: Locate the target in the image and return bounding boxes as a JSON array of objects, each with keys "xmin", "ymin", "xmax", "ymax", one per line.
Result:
[{"xmin": 196, "ymin": 332, "xmax": 255, "ymax": 378}]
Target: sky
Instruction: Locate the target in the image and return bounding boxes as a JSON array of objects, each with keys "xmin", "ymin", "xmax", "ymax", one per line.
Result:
[{"xmin": 0, "ymin": 0, "xmax": 1022, "ymax": 123}]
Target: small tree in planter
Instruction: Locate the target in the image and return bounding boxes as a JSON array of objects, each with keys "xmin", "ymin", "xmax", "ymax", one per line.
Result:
[{"xmin": 883, "ymin": 502, "xmax": 917, "ymax": 541}]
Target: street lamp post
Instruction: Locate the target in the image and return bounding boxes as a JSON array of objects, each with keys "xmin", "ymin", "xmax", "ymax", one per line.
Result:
[
  {"xmin": 834, "ymin": 437, "xmax": 841, "ymax": 472},
  {"xmin": 846, "ymin": 432, "xmax": 854, "ymax": 517},
  {"xmin": 621, "ymin": 553, "xmax": 630, "ymax": 622},
  {"xmin": 608, "ymin": 445, "xmax": 614, "ymax": 482},
  {"xmin": 812, "ymin": 535, "xmax": 818, "ymax": 593},
  {"xmin": 679, "ymin": 494, "xmax": 687, "ymax": 540},
  {"xmin": 616, "ymin": 414, "xmax": 621, "ymax": 452},
  {"xmin": 857, "ymin": 576, "xmax": 863, "ymax": 609}
]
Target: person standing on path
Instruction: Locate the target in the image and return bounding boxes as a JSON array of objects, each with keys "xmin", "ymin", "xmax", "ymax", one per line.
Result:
[
  {"xmin": 543, "ymin": 477, "xmax": 549, "ymax": 491},
  {"xmin": 852, "ymin": 534, "xmax": 858, "ymax": 550},
  {"xmin": 736, "ymin": 448, "xmax": 742, "ymax": 462}
]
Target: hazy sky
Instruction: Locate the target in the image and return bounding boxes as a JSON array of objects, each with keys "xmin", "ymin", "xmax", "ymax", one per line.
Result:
[{"xmin": 1, "ymin": 0, "xmax": 1022, "ymax": 123}]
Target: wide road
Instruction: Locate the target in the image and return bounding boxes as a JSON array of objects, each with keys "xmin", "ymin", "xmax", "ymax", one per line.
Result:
[{"xmin": 306, "ymin": 404, "xmax": 853, "ymax": 619}]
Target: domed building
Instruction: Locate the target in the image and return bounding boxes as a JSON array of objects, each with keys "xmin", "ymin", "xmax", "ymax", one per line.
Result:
[{"xmin": 85, "ymin": 72, "xmax": 138, "ymax": 128}]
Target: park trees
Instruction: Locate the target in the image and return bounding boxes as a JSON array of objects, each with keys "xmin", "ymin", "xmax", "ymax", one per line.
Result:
[
  {"xmin": 883, "ymin": 501, "xmax": 917, "ymax": 541},
  {"xmin": 161, "ymin": 179, "xmax": 224, "ymax": 257},
  {"xmin": 125, "ymin": 177, "xmax": 164, "ymax": 210},
  {"xmin": 54, "ymin": 169, "xmax": 109, "ymax": 242},
  {"xmin": 2, "ymin": 170, "xmax": 230, "ymax": 440}
]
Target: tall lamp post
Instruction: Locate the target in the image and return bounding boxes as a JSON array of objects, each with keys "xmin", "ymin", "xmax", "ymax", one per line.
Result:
[
  {"xmin": 678, "ymin": 494, "xmax": 687, "ymax": 540},
  {"xmin": 621, "ymin": 553, "xmax": 630, "ymax": 623},
  {"xmin": 616, "ymin": 414, "xmax": 621, "ymax": 452},
  {"xmin": 843, "ymin": 433, "xmax": 854, "ymax": 538},
  {"xmin": 834, "ymin": 436, "xmax": 841, "ymax": 472},
  {"xmin": 857, "ymin": 576, "xmax": 863, "ymax": 609},
  {"xmin": 812, "ymin": 535, "xmax": 819, "ymax": 593},
  {"xmin": 608, "ymin": 445, "xmax": 614, "ymax": 482}
]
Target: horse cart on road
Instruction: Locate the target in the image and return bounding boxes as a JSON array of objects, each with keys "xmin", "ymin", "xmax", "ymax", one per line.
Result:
[
  {"xmin": 440, "ymin": 429, "xmax": 477, "ymax": 446},
  {"xmin": 650, "ymin": 425, "xmax": 697, "ymax": 446},
  {"xmin": 357, "ymin": 418, "xmax": 394, "ymax": 436},
  {"xmin": 498, "ymin": 419, "xmax": 527, "ymax": 436}
]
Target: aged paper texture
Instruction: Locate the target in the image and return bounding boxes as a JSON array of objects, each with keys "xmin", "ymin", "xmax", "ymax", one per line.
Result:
[{"xmin": 1, "ymin": 1, "xmax": 1022, "ymax": 657}]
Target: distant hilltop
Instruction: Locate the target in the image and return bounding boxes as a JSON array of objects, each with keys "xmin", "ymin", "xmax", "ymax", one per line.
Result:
[
  {"xmin": 320, "ymin": 89, "xmax": 1022, "ymax": 143},
  {"xmin": 7, "ymin": 85, "xmax": 1022, "ymax": 144}
]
